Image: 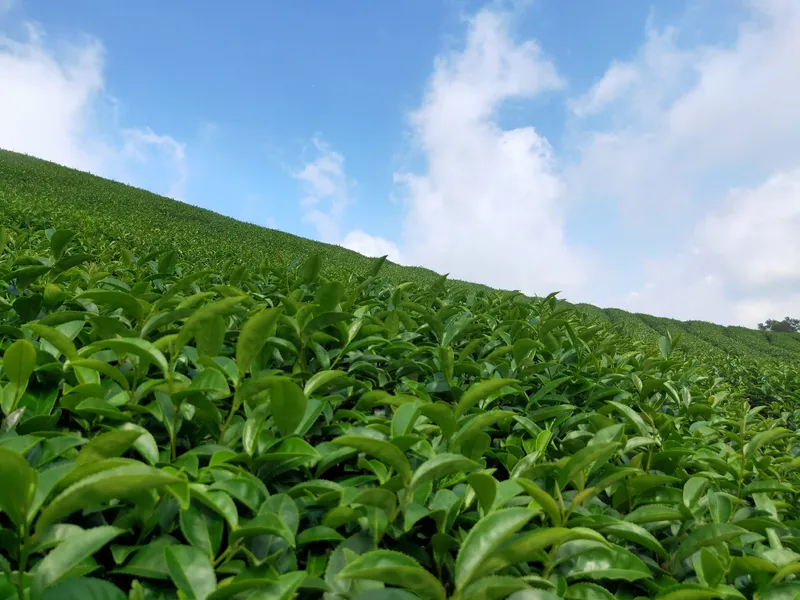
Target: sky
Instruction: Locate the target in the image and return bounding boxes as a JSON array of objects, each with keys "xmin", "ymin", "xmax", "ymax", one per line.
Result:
[{"xmin": 1, "ymin": 0, "xmax": 799, "ymax": 327}]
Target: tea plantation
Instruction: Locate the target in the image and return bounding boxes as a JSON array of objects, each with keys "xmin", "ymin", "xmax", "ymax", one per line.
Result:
[{"xmin": 1, "ymin": 148, "xmax": 800, "ymax": 599}]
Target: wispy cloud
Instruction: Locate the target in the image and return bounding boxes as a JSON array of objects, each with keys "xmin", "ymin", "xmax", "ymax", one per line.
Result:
[
  {"xmin": 0, "ymin": 21, "xmax": 187, "ymax": 200},
  {"xmin": 568, "ymin": 62, "xmax": 639, "ymax": 117},
  {"xmin": 569, "ymin": 0, "xmax": 800, "ymax": 325},
  {"xmin": 293, "ymin": 136, "xmax": 351, "ymax": 243}
]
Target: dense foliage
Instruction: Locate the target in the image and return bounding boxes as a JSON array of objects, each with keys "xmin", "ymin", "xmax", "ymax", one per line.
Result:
[
  {"xmin": 1, "ymin": 149, "xmax": 800, "ymax": 600},
  {"xmin": 758, "ymin": 319, "xmax": 800, "ymax": 334},
  {"xmin": 3, "ymin": 148, "xmax": 799, "ymax": 366}
]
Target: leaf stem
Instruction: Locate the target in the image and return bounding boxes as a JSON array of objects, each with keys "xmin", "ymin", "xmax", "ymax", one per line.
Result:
[
  {"xmin": 213, "ymin": 540, "xmax": 242, "ymax": 567},
  {"xmin": 16, "ymin": 521, "xmax": 29, "ymax": 600},
  {"xmin": 220, "ymin": 393, "xmax": 242, "ymax": 442}
]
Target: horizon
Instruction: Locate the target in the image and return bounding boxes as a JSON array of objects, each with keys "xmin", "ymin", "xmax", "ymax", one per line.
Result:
[{"xmin": 2, "ymin": 0, "xmax": 798, "ymax": 327}]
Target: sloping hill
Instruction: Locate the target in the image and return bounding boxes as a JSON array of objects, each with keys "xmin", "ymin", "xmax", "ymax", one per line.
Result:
[
  {"xmin": 2, "ymin": 148, "xmax": 799, "ymax": 362},
  {"xmin": 576, "ymin": 304, "xmax": 800, "ymax": 363},
  {"xmin": 0, "ymin": 150, "xmax": 461, "ymax": 289}
]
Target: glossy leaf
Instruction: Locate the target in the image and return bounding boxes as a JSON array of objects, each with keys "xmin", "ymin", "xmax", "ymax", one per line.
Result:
[
  {"xmin": 3, "ymin": 338, "xmax": 36, "ymax": 387},
  {"xmin": 410, "ymin": 453, "xmax": 481, "ymax": 491},
  {"xmin": 338, "ymin": 549, "xmax": 446, "ymax": 600},
  {"xmin": 454, "ymin": 507, "xmax": 535, "ymax": 591},
  {"xmin": 565, "ymin": 545, "xmax": 652, "ymax": 582},
  {"xmin": 41, "ymin": 577, "xmax": 126, "ymax": 600},
  {"xmin": 32, "ymin": 526, "xmax": 123, "ymax": 597},
  {"xmin": 672, "ymin": 524, "xmax": 749, "ymax": 568},
  {"xmin": 332, "ymin": 434, "xmax": 412, "ymax": 484},
  {"xmin": 235, "ymin": 306, "xmax": 282, "ymax": 375},
  {"xmin": 0, "ymin": 446, "xmax": 36, "ymax": 528},
  {"xmin": 164, "ymin": 544, "xmax": 217, "ymax": 600},
  {"xmin": 75, "ymin": 429, "xmax": 143, "ymax": 465},
  {"xmin": 455, "ymin": 378, "xmax": 519, "ymax": 419},
  {"xmin": 36, "ymin": 465, "xmax": 183, "ymax": 532}
]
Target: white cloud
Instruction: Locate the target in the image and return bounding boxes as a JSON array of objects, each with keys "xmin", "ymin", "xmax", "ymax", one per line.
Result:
[
  {"xmin": 341, "ymin": 229, "xmax": 403, "ymax": 263},
  {"xmin": 616, "ymin": 166, "xmax": 800, "ymax": 325},
  {"xmin": 734, "ymin": 294, "xmax": 800, "ymax": 329},
  {"xmin": 571, "ymin": 1, "xmax": 800, "ymax": 209},
  {"xmin": 569, "ymin": 62, "xmax": 639, "ymax": 117},
  {"xmin": 120, "ymin": 127, "xmax": 188, "ymax": 200},
  {"xmin": 695, "ymin": 169, "xmax": 800, "ymax": 290},
  {"xmin": 0, "ymin": 22, "xmax": 187, "ymax": 200},
  {"xmin": 568, "ymin": 0, "xmax": 800, "ymax": 325},
  {"xmin": 393, "ymin": 9, "xmax": 589, "ymax": 298},
  {"xmin": 294, "ymin": 137, "xmax": 350, "ymax": 243},
  {"xmin": 292, "ymin": 138, "xmax": 406, "ymax": 264},
  {"xmin": 0, "ymin": 0, "xmax": 15, "ymax": 15}
]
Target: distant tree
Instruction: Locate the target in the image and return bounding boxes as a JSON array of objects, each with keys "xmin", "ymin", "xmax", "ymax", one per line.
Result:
[{"xmin": 758, "ymin": 316, "xmax": 800, "ymax": 333}]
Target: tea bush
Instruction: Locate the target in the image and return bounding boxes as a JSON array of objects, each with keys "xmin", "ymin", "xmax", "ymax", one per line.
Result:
[
  {"xmin": 1, "ymin": 150, "xmax": 800, "ymax": 599},
  {"xmin": 3, "ymin": 148, "xmax": 798, "ymax": 366}
]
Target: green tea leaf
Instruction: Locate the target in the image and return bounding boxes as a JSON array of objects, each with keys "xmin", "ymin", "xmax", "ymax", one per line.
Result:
[
  {"xmin": 118, "ymin": 423, "xmax": 159, "ymax": 465},
  {"xmin": 316, "ymin": 281, "xmax": 345, "ymax": 311},
  {"xmin": 454, "ymin": 507, "xmax": 535, "ymax": 591},
  {"xmin": 0, "ymin": 446, "xmax": 36, "ymax": 528},
  {"xmin": 455, "ymin": 378, "xmax": 518, "ymax": 419},
  {"xmin": 515, "ymin": 478, "xmax": 561, "ymax": 526},
  {"xmin": 32, "ymin": 526, "xmax": 123, "ymax": 597},
  {"xmin": 85, "ymin": 338, "xmax": 169, "ymax": 378},
  {"xmin": 36, "ymin": 464, "xmax": 183, "ymax": 532},
  {"xmin": 76, "ymin": 429, "xmax": 143, "ymax": 465},
  {"xmin": 301, "ymin": 253, "xmax": 321, "ymax": 283},
  {"xmin": 180, "ymin": 503, "xmax": 217, "ymax": 558},
  {"xmin": 231, "ymin": 513, "xmax": 295, "ymax": 547},
  {"xmin": 468, "ymin": 472, "xmax": 498, "ymax": 514},
  {"xmin": 164, "ymin": 544, "xmax": 217, "ymax": 600},
  {"xmin": 304, "ymin": 369, "xmax": 350, "ymax": 398},
  {"xmin": 77, "ymin": 290, "xmax": 144, "ymax": 322},
  {"xmin": 672, "ymin": 524, "xmax": 749, "ymax": 568},
  {"xmin": 25, "ymin": 323, "xmax": 79, "ymax": 360},
  {"xmin": 3, "ymin": 338, "xmax": 37, "ymax": 387},
  {"xmin": 332, "ymin": 434, "xmax": 412, "ymax": 484},
  {"xmin": 410, "ymin": 453, "xmax": 481, "ymax": 491},
  {"xmin": 598, "ymin": 519, "xmax": 667, "ymax": 559},
  {"xmin": 745, "ymin": 428, "xmax": 792, "ymax": 459},
  {"xmin": 41, "ymin": 577, "xmax": 126, "ymax": 600},
  {"xmin": 338, "ymin": 549, "xmax": 446, "ymax": 600},
  {"xmin": 558, "ymin": 442, "xmax": 620, "ymax": 489},
  {"xmin": 653, "ymin": 584, "xmax": 723, "ymax": 600},
  {"xmin": 268, "ymin": 377, "xmax": 307, "ymax": 437},
  {"xmin": 565, "ymin": 545, "xmax": 652, "ymax": 582},
  {"xmin": 235, "ymin": 306, "xmax": 282, "ymax": 375},
  {"xmin": 475, "ymin": 527, "xmax": 606, "ymax": 581}
]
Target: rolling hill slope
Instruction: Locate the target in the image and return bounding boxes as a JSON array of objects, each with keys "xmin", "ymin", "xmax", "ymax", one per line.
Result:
[
  {"xmin": 2, "ymin": 148, "xmax": 798, "ymax": 363},
  {"xmin": 576, "ymin": 304, "xmax": 800, "ymax": 363}
]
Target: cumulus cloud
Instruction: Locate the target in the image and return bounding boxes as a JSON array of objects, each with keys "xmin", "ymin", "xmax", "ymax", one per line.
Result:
[
  {"xmin": 341, "ymin": 229, "xmax": 403, "ymax": 263},
  {"xmin": 0, "ymin": 22, "xmax": 187, "ymax": 199},
  {"xmin": 294, "ymin": 137, "xmax": 351, "ymax": 243},
  {"xmin": 393, "ymin": 9, "xmax": 589, "ymax": 298},
  {"xmin": 569, "ymin": 0, "xmax": 800, "ymax": 325},
  {"xmin": 571, "ymin": 1, "xmax": 800, "ymax": 209},
  {"xmin": 633, "ymin": 169, "xmax": 800, "ymax": 326},
  {"xmin": 695, "ymin": 170, "xmax": 800, "ymax": 290}
]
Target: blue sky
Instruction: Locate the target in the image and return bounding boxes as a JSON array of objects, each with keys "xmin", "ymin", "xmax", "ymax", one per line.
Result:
[{"xmin": 2, "ymin": 0, "xmax": 799, "ymax": 326}]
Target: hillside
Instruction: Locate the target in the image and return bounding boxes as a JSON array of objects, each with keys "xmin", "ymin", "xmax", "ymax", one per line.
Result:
[
  {"xmin": 576, "ymin": 304, "xmax": 800, "ymax": 363},
  {"xmin": 2, "ymin": 147, "xmax": 800, "ymax": 598},
  {"xmin": 2, "ymin": 149, "xmax": 798, "ymax": 363}
]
